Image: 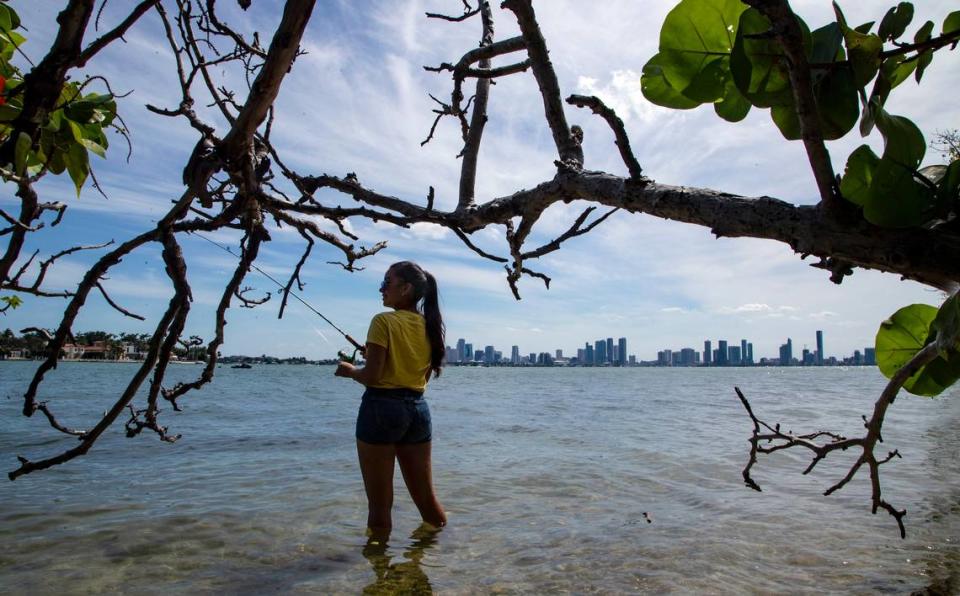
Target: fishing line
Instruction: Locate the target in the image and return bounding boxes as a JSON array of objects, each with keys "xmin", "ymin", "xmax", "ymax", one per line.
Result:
[{"xmin": 189, "ymin": 231, "xmax": 364, "ymax": 357}]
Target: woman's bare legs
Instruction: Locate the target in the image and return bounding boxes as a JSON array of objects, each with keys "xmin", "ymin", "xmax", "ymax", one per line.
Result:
[
  {"xmin": 357, "ymin": 440, "xmax": 397, "ymax": 536},
  {"xmin": 396, "ymin": 441, "xmax": 446, "ymax": 528}
]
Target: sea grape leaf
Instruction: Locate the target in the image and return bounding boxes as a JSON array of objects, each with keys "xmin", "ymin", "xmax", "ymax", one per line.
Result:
[
  {"xmin": 932, "ymin": 292, "xmax": 960, "ymax": 357},
  {"xmin": 863, "ymin": 122, "xmax": 931, "ymax": 226},
  {"xmin": 876, "ymin": 303, "xmax": 960, "ymax": 397},
  {"xmin": 874, "ymin": 109, "xmax": 924, "ymax": 166},
  {"xmin": 913, "ymin": 21, "xmax": 935, "ymax": 82},
  {"xmin": 657, "ymin": 0, "xmax": 746, "ymax": 102},
  {"xmin": 840, "ymin": 145, "xmax": 880, "ymax": 206},
  {"xmin": 944, "ymin": 11, "xmax": 960, "ymax": 35},
  {"xmin": 934, "ymin": 160, "xmax": 960, "ymax": 213},
  {"xmin": 839, "ymin": 26, "xmax": 882, "ymax": 88},
  {"xmin": 730, "ymin": 8, "xmax": 795, "ymax": 108},
  {"xmin": 640, "ymin": 54, "xmax": 700, "ymax": 109},
  {"xmin": 714, "ymin": 75, "xmax": 751, "ymax": 122},
  {"xmin": 878, "ymin": 2, "xmax": 914, "ymax": 41}
]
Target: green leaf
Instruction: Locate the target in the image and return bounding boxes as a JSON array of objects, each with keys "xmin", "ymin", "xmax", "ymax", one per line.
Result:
[
  {"xmin": 730, "ymin": 8, "xmax": 795, "ymax": 108},
  {"xmin": 714, "ymin": 74, "xmax": 751, "ymax": 122},
  {"xmin": 882, "ymin": 56, "xmax": 917, "ymax": 90},
  {"xmin": 934, "ymin": 160, "xmax": 960, "ymax": 212},
  {"xmin": 914, "ymin": 19, "xmax": 934, "ymax": 43},
  {"xmin": 78, "ymin": 138, "xmax": 106, "ymax": 159},
  {"xmin": 876, "ymin": 303, "xmax": 957, "ymax": 397},
  {"xmin": 13, "ymin": 131, "xmax": 30, "ymax": 175},
  {"xmin": 839, "ymin": 27, "xmax": 882, "ymax": 88},
  {"xmin": 944, "ymin": 11, "xmax": 960, "ymax": 35},
  {"xmin": 914, "ymin": 49, "xmax": 933, "ymax": 83},
  {"xmin": 64, "ymin": 100, "xmax": 95, "ymax": 124},
  {"xmin": 852, "ymin": 109, "xmax": 935, "ymax": 226},
  {"xmin": 767, "ymin": 66, "xmax": 858, "ymax": 141},
  {"xmin": 0, "ymin": 4, "xmax": 14, "ymax": 33},
  {"xmin": 64, "ymin": 141, "xmax": 89, "ymax": 196},
  {"xmin": 932, "ymin": 292, "xmax": 960, "ymax": 356},
  {"xmin": 840, "ymin": 145, "xmax": 879, "ymax": 206},
  {"xmin": 1, "ymin": 295, "xmax": 23, "ymax": 310},
  {"xmin": 815, "ymin": 65, "xmax": 859, "ymax": 139},
  {"xmin": 658, "ymin": 0, "xmax": 746, "ymax": 102},
  {"xmin": 854, "ymin": 21, "xmax": 875, "ymax": 35},
  {"xmin": 878, "ymin": 2, "xmax": 914, "ymax": 41},
  {"xmin": 810, "ymin": 22, "xmax": 843, "ymax": 65},
  {"xmin": 67, "ymin": 119, "xmax": 84, "ymax": 142},
  {"xmin": 770, "ymin": 104, "xmax": 800, "ymax": 140},
  {"xmin": 640, "ymin": 54, "xmax": 700, "ymax": 109},
  {"xmin": 875, "ymin": 109, "xmax": 924, "ymax": 166}
]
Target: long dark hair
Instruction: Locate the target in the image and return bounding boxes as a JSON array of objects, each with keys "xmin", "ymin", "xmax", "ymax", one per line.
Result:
[{"xmin": 389, "ymin": 261, "xmax": 445, "ymax": 378}]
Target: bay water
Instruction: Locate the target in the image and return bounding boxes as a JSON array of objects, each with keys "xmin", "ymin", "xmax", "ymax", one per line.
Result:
[{"xmin": 1, "ymin": 362, "xmax": 958, "ymax": 594}]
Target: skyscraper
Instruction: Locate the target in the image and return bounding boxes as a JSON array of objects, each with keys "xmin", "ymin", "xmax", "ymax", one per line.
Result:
[
  {"xmin": 456, "ymin": 338, "xmax": 466, "ymax": 363},
  {"xmin": 718, "ymin": 340, "xmax": 728, "ymax": 366},
  {"xmin": 704, "ymin": 340, "xmax": 712, "ymax": 366},
  {"xmin": 779, "ymin": 338, "xmax": 793, "ymax": 365},
  {"xmin": 606, "ymin": 338, "xmax": 614, "ymax": 364},
  {"xmin": 511, "ymin": 345, "xmax": 520, "ymax": 364},
  {"xmin": 585, "ymin": 343, "xmax": 594, "ymax": 365},
  {"xmin": 484, "ymin": 345, "xmax": 495, "ymax": 363},
  {"xmin": 595, "ymin": 340, "xmax": 607, "ymax": 364},
  {"xmin": 740, "ymin": 339, "xmax": 748, "ymax": 364},
  {"xmin": 729, "ymin": 345, "xmax": 742, "ymax": 365},
  {"xmin": 816, "ymin": 330, "xmax": 824, "ymax": 366},
  {"xmin": 618, "ymin": 337, "xmax": 627, "ymax": 366}
]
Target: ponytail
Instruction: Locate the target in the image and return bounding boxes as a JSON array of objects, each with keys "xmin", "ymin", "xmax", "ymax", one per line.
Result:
[
  {"xmin": 389, "ymin": 261, "xmax": 446, "ymax": 378},
  {"xmin": 422, "ymin": 271, "xmax": 445, "ymax": 378}
]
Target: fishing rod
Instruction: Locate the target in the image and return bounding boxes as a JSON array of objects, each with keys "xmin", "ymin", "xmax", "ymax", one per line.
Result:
[{"xmin": 189, "ymin": 231, "xmax": 364, "ymax": 362}]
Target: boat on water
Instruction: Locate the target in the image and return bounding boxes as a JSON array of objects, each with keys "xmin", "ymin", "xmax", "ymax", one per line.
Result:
[{"xmin": 231, "ymin": 363, "xmax": 252, "ymax": 369}]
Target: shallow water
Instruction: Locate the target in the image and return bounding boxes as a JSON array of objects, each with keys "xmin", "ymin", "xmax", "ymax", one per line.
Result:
[{"xmin": 1, "ymin": 362, "xmax": 958, "ymax": 594}]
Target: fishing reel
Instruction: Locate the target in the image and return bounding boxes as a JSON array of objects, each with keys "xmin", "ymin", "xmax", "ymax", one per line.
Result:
[
  {"xmin": 337, "ymin": 335, "xmax": 365, "ymax": 364},
  {"xmin": 337, "ymin": 347, "xmax": 360, "ymax": 364}
]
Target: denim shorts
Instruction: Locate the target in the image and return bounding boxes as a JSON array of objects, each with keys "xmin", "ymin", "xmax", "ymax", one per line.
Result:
[{"xmin": 356, "ymin": 387, "xmax": 432, "ymax": 445}]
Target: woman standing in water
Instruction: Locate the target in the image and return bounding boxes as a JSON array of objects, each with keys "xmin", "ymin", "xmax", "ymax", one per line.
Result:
[{"xmin": 335, "ymin": 261, "xmax": 447, "ymax": 537}]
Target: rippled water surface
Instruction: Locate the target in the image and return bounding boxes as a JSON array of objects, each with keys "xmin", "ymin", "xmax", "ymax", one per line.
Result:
[{"xmin": 2, "ymin": 362, "xmax": 959, "ymax": 594}]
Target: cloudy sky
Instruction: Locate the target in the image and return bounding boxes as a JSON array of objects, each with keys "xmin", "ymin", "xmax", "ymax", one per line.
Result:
[{"xmin": 2, "ymin": 0, "xmax": 957, "ymax": 361}]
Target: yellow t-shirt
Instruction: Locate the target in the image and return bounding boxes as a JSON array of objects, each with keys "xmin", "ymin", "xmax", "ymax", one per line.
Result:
[{"xmin": 366, "ymin": 310, "xmax": 431, "ymax": 391}]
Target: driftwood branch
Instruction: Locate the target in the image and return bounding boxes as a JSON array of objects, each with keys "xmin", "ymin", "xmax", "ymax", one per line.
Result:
[{"xmin": 735, "ymin": 342, "xmax": 941, "ymax": 537}]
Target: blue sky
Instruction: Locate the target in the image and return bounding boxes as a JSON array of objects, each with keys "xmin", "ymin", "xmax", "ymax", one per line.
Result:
[{"xmin": 2, "ymin": 0, "xmax": 957, "ymax": 361}]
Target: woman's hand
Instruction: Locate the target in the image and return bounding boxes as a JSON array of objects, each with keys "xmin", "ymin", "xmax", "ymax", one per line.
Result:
[{"xmin": 335, "ymin": 361, "xmax": 356, "ymax": 378}]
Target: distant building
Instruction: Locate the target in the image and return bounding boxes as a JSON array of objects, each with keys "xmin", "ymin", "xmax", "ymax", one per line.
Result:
[
  {"xmin": 474, "ymin": 349, "xmax": 483, "ymax": 362},
  {"xmin": 658, "ymin": 349, "xmax": 672, "ymax": 366},
  {"xmin": 816, "ymin": 330, "xmax": 824, "ymax": 366},
  {"xmin": 729, "ymin": 345, "xmax": 741, "ymax": 365},
  {"xmin": 456, "ymin": 338, "xmax": 466, "ymax": 363},
  {"xmin": 703, "ymin": 340, "xmax": 712, "ymax": 366},
  {"xmin": 511, "ymin": 345, "xmax": 520, "ymax": 364},
  {"xmin": 680, "ymin": 348, "xmax": 697, "ymax": 366},
  {"xmin": 618, "ymin": 337, "xmax": 627, "ymax": 366},
  {"xmin": 595, "ymin": 340, "xmax": 607, "ymax": 364},
  {"xmin": 747, "ymin": 342, "xmax": 753, "ymax": 363},
  {"xmin": 740, "ymin": 339, "xmax": 748, "ymax": 364},
  {"xmin": 864, "ymin": 347, "xmax": 877, "ymax": 365},
  {"xmin": 718, "ymin": 340, "xmax": 728, "ymax": 366},
  {"xmin": 779, "ymin": 338, "xmax": 793, "ymax": 366},
  {"xmin": 606, "ymin": 338, "xmax": 614, "ymax": 365},
  {"xmin": 464, "ymin": 343, "xmax": 473, "ymax": 360}
]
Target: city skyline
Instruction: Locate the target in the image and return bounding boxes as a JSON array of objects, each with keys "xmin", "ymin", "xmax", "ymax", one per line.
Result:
[{"xmin": 444, "ymin": 328, "xmax": 875, "ymax": 367}]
